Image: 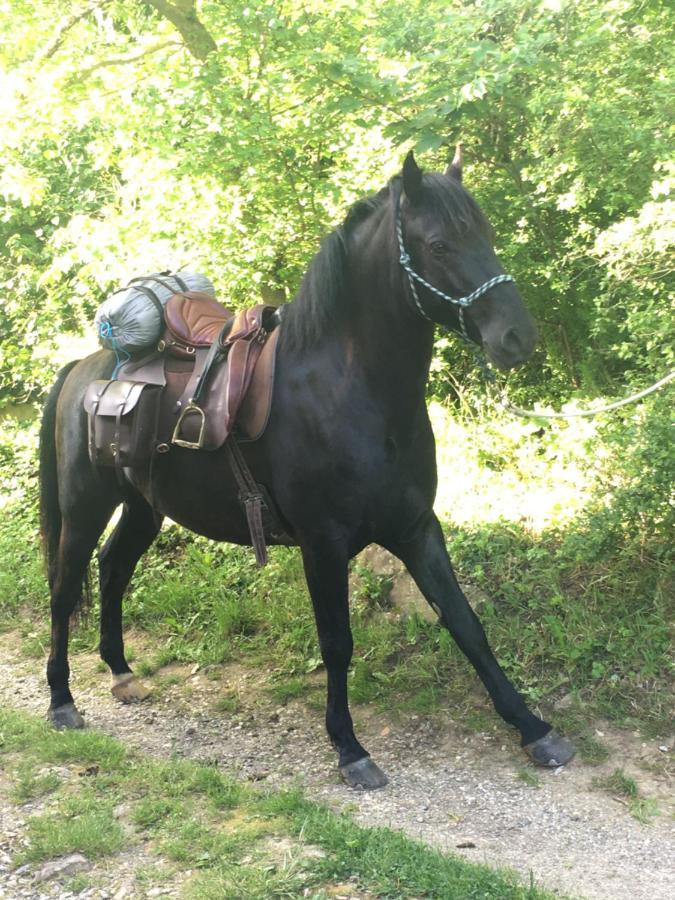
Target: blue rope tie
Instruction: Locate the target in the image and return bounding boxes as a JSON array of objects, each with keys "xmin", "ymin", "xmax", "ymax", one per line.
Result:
[{"xmin": 99, "ymin": 319, "xmax": 130, "ymax": 380}]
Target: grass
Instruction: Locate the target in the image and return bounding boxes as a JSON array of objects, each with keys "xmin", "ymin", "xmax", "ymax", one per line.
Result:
[
  {"xmin": 593, "ymin": 767, "xmax": 660, "ymax": 824},
  {"xmin": 0, "ymin": 707, "xmax": 558, "ymax": 898},
  {"xmin": 516, "ymin": 768, "xmax": 541, "ymax": 789},
  {"xmin": 11, "ymin": 767, "xmax": 61, "ymax": 803},
  {"xmin": 20, "ymin": 804, "xmax": 124, "ymax": 862}
]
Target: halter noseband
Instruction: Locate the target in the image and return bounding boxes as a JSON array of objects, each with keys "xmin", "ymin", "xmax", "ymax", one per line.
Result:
[{"xmin": 395, "ymin": 196, "xmax": 514, "ymax": 343}]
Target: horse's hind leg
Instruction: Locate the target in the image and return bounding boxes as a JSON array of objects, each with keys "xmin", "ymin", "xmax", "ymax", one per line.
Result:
[
  {"xmin": 386, "ymin": 513, "xmax": 575, "ymax": 767},
  {"xmin": 47, "ymin": 510, "xmax": 113, "ymax": 728},
  {"xmin": 98, "ymin": 496, "xmax": 162, "ymax": 703},
  {"xmin": 301, "ymin": 537, "xmax": 388, "ymax": 791}
]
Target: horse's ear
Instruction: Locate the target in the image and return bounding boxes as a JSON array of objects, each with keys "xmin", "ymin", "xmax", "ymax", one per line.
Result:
[
  {"xmin": 402, "ymin": 151, "xmax": 423, "ymax": 202},
  {"xmin": 445, "ymin": 143, "xmax": 463, "ymax": 182}
]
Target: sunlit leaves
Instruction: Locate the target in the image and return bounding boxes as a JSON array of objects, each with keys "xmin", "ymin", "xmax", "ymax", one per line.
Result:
[{"xmin": 0, "ymin": 0, "xmax": 673, "ymax": 400}]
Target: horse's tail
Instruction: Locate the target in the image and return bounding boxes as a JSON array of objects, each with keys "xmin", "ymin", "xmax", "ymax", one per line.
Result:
[{"xmin": 39, "ymin": 361, "xmax": 80, "ymax": 586}]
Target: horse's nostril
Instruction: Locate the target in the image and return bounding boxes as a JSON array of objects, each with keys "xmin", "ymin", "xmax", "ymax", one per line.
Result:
[{"xmin": 501, "ymin": 327, "xmax": 525, "ymax": 357}]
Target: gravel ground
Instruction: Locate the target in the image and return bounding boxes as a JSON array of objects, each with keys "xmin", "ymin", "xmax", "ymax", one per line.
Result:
[{"xmin": 0, "ymin": 635, "xmax": 673, "ymax": 900}]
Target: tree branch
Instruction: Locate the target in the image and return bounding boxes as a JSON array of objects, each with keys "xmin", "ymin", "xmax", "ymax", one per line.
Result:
[
  {"xmin": 145, "ymin": 0, "xmax": 217, "ymax": 61},
  {"xmin": 37, "ymin": 0, "xmax": 112, "ymax": 62},
  {"xmin": 71, "ymin": 40, "xmax": 182, "ymax": 82}
]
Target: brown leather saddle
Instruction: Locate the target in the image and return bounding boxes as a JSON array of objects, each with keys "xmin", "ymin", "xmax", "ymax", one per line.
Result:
[
  {"xmin": 103, "ymin": 290, "xmax": 280, "ymax": 449},
  {"xmin": 84, "ymin": 290, "xmax": 285, "ymax": 564},
  {"xmin": 164, "ymin": 291, "xmax": 279, "ymax": 449}
]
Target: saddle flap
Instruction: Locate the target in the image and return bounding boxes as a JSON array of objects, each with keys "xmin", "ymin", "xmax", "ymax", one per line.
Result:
[
  {"xmin": 163, "ymin": 291, "xmax": 233, "ymax": 353},
  {"xmin": 84, "ymin": 379, "xmax": 148, "ymax": 417}
]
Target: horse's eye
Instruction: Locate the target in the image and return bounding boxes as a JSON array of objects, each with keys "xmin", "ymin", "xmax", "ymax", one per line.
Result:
[{"xmin": 430, "ymin": 241, "xmax": 448, "ymax": 256}]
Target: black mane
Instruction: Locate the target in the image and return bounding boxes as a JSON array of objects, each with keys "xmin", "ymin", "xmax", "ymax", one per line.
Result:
[{"xmin": 280, "ymin": 173, "xmax": 487, "ymax": 350}]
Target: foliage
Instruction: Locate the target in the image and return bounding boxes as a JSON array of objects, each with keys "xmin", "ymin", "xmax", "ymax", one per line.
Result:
[{"xmin": 0, "ymin": 0, "xmax": 673, "ymax": 401}]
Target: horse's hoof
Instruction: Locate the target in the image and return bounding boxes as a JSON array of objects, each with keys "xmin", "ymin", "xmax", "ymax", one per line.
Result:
[
  {"xmin": 48, "ymin": 702, "xmax": 85, "ymax": 730},
  {"xmin": 340, "ymin": 756, "xmax": 389, "ymax": 791},
  {"xmin": 523, "ymin": 730, "xmax": 576, "ymax": 767},
  {"xmin": 111, "ymin": 674, "xmax": 151, "ymax": 704}
]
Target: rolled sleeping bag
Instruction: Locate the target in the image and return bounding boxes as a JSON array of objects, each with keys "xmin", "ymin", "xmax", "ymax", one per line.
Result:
[{"xmin": 95, "ymin": 272, "xmax": 216, "ymax": 355}]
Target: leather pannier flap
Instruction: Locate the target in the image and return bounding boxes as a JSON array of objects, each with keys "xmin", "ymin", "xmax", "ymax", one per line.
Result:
[
  {"xmin": 84, "ymin": 380, "xmax": 148, "ymax": 417},
  {"xmin": 84, "ymin": 379, "xmax": 162, "ymax": 469}
]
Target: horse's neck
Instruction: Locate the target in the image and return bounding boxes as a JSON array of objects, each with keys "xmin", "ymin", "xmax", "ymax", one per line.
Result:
[{"xmin": 348, "ymin": 247, "xmax": 435, "ymax": 423}]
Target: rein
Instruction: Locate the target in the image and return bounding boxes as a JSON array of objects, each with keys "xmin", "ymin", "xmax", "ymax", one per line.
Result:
[{"xmin": 395, "ymin": 196, "xmax": 514, "ymax": 342}]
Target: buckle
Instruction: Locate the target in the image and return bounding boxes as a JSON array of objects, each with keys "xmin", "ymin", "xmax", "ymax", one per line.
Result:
[{"xmin": 172, "ymin": 401, "xmax": 206, "ymax": 450}]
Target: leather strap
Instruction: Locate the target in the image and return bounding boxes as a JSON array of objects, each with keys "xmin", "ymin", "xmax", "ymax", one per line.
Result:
[
  {"xmin": 112, "ymin": 381, "xmax": 136, "ymax": 485},
  {"xmin": 191, "ymin": 321, "xmax": 230, "ymax": 403},
  {"xmin": 225, "ymin": 437, "xmax": 268, "ymax": 567},
  {"xmin": 128, "ymin": 284, "xmax": 165, "ymax": 319}
]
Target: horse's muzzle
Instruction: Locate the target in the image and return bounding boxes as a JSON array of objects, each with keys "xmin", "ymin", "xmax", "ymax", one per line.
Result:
[{"xmin": 485, "ymin": 321, "xmax": 538, "ymax": 370}]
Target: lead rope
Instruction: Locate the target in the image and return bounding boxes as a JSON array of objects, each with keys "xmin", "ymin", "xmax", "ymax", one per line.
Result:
[{"xmin": 498, "ymin": 368, "xmax": 675, "ymax": 419}]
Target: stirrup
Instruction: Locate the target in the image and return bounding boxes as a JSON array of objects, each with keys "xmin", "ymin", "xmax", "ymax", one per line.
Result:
[{"xmin": 172, "ymin": 401, "xmax": 206, "ymax": 449}]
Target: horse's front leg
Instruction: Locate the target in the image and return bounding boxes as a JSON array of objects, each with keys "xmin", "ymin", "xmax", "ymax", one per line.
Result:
[
  {"xmin": 301, "ymin": 536, "xmax": 389, "ymax": 790},
  {"xmin": 387, "ymin": 513, "xmax": 575, "ymax": 767}
]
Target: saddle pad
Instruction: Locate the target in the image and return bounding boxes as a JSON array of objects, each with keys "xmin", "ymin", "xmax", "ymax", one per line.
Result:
[{"xmin": 163, "ymin": 291, "xmax": 233, "ymax": 355}]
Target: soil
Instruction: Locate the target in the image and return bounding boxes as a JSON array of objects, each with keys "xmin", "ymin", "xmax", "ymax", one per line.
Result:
[{"xmin": 0, "ymin": 630, "xmax": 673, "ymax": 900}]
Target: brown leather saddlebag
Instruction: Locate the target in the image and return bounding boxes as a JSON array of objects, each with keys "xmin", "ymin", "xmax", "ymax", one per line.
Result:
[{"xmin": 84, "ymin": 379, "xmax": 162, "ymax": 468}]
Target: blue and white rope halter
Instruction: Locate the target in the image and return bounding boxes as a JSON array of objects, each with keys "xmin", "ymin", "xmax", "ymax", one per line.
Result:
[{"xmin": 395, "ymin": 200, "xmax": 514, "ymax": 343}]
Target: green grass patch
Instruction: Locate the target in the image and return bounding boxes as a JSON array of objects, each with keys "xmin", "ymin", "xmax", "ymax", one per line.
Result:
[
  {"xmin": 1, "ymin": 708, "xmax": 558, "ymax": 898},
  {"xmin": 255, "ymin": 788, "xmax": 554, "ymax": 899},
  {"xmin": 593, "ymin": 767, "xmax": 660, "ymax": 824},
  {"xmin": 626, "ymin": 797, "xmax": 660, "ymax": 825},
  {"xmin": 20, "ymin": 806, "xmax": 124, "ymax": 863},
  {"xmin": 596, "ymin": 768, "xmax": 638, "ymax": 799},
  {"xmin": 268, "ymin": 675, "xmax": 310, "ymax": 705},
  {"xmin": 516, "ymin": 768, "xmax": 541, "ymax": 789},
  {"xmin": 11, "ymin": 767, "xmax": 61, "ymax": 803},
  {"xmin": 212, "ymin": 691, "xmax": 242, "ymax": 714}
]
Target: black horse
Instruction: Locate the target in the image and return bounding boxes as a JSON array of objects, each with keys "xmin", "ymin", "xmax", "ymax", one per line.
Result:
[{"xmin": 39, "ymin": 152, "xmax": 574, "ymax": 789}]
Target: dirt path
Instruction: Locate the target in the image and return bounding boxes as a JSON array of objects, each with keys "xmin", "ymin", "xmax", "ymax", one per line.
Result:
[{"xmin": 0, "ymin": 633, "xmax": 673, "ymax": 900}]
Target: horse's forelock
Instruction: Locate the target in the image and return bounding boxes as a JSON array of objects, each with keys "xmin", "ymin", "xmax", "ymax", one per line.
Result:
[{"xmin": 418, "ymin": 173, "xmax": 489, "ymax": 237}]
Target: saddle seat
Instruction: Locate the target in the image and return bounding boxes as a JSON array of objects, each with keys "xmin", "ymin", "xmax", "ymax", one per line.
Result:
[{"xmin": 161, "ymin": 291, "xmax": 234, "ymax": 358}]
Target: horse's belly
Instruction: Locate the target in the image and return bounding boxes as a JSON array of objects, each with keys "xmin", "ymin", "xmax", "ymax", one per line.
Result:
[
  {"xmin": 128, "ymin": 449, "xmax": 295, "ymax": 547},
  {"xmin": 127, "ymin": 452, "xmax": 250, "ymax": 543}
]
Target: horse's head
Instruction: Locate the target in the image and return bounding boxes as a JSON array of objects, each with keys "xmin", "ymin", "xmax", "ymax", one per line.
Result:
[{"xmin": 396, "ymin": 150, "xmax": 537, "ymax": 370}]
